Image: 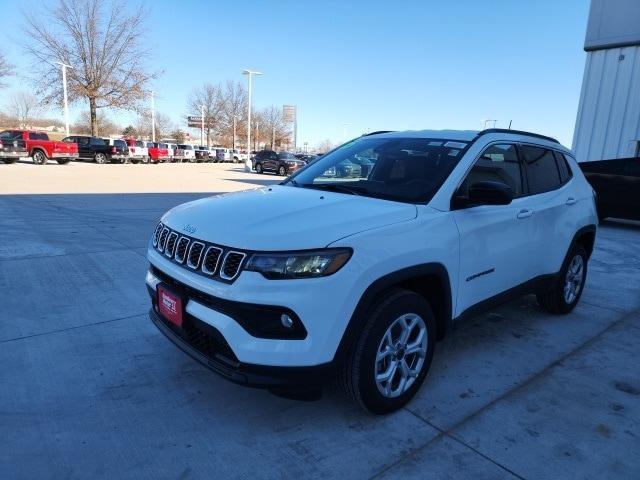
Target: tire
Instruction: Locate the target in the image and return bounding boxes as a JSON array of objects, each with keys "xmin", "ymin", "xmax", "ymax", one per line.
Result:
[
  {"xmin": 537, "ymin": 243, "xmax": 588, "ymax": 314},
  {"xmin": 339, "ymin": 288, "xmax": 437, "ymax": 414},
  {"xmin": 141, "ymin": 156, "xmax": 150, "ymax": 164},
  {"xmin": 95, "ymin": 153, "xmax": 107, "ymax": 164},
  {"xmin": 278, "ymin": 166, "xmax": 286, "ymax": 176},
  {"xmin": 32, "ymin": 150, "xmax": 47, "ymax": 165},
  {"xmin": 56, "ymin": 158, "xmax": 71, "ymax": 165},
  {"xmin": 131, "ymin": 158, "xmax": 140, "ymax": 164},
  {"xmin": 255, "ymin": 163, "xmax": 263, "ymax": 174},
  {"xmin": 1, "ymin": 158, "xmax": 18, "ymax": 164}
]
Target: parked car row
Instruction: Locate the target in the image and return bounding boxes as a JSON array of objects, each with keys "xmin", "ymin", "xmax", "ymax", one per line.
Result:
[{"xmin": 0, "ymin": 129, "xmax": 78, "ymax": 164}]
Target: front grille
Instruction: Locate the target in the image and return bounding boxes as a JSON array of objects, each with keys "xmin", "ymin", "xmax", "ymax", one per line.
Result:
[
  {"xmin": 164, "ymin": 232, "xmax": 178, "ymax": 258},
  {"xmin": 151, "ymin": 223, "xmax": 250, "ymax": 283},
  {"xmin": 175, "ymin": 237, "xmax": 190, "ymax": 263},
  {"xmin": 221, "ymin": 252, "xmax": 246, "ymax": 280},
  {"xmin": 202, "ymin": 246, "xmax": 223, "ymax": 275},
  {"xmin": 187, "ymin": 241, "xmax": 205, "ymax": 269}
]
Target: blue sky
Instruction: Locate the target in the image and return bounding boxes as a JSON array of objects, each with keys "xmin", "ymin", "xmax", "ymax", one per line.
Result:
[{"xmin": 0, "ymin": 0, "xmax": 590, "ymax": 147}]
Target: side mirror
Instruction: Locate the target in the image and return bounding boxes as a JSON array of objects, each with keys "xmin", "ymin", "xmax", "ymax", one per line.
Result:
[{"xmin": 455, "ymin": 181, "xmax": 513, "ymax": 208}]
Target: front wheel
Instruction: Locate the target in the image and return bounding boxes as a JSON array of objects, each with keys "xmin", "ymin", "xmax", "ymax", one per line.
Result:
[
  {"xmin": 255, "ymin": 163, "xmax": 263, "ymax": 174},
  {"xmin": 95, "ymin": 153, "xmax": 107, "ymax": 164},
  {"xmin": 32, "ymin": 150, "xmax": 47, "ymax": 165},
  {"xmin": 537, "ymin": 243, "xmax": 588, "ymax": 314},
  {"xmin": 278, "ymin": 166, "xmax": 286, "ymax": 176},
  {"xmin": 141, "ymin": 156, "xmax": 150, "ymax": 164},
  {"xmin": 340, "ymin": 289, "xmax": 436, "ymax": 414}
]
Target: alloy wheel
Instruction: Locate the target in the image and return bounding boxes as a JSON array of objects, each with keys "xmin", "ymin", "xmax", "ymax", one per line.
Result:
[
  {"xmin": 375, "ymin": 313, "xmax": 428, "ymax": 398},
  {"xmin": 563, "ymin": 254, "xmax": 584, "ymax": 304}
]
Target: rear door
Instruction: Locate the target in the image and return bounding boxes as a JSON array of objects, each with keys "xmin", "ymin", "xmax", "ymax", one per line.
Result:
[
  {"xmin": 77, "ymin": 137, "xmax": 91, "ymax": 158},
  {"xmin": 453, "ymin": 143, "xmax": 538, "ymax": 314},
  {"xmin": 519, "ymin": 145, "xmax": 577, "ymax": 276}
]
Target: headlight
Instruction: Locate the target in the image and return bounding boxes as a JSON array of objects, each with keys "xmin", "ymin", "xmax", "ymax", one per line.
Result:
[{"xmin": 245, "ymin": 248, "xmax": 352, "ymax": 279}]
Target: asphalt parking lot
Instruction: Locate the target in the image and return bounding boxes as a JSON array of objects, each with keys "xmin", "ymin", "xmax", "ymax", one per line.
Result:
[{"xmin": 1, "ymin": 162, "xmax": 639, "ymax": 479}]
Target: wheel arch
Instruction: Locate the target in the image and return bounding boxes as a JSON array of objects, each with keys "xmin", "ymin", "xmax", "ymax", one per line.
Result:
[
  {"xmin": 569, "ymin": 225, "xmax": 597, "ymax": 259},
  {"xmin": 333, "ymin": 263, "xmax": 453, "ymax": 364}
]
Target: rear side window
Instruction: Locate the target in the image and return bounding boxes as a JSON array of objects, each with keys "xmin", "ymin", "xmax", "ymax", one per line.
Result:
[
  {"xmin": 554, "ymin": 152, "xmax": 573, "ymax": 184},
  {"xmin": 520, "ymin": 146, "xmax": 561, "ymax": 194},
  {"xmin": 28, "ymin": 132, "xmax": 48, "ymax": 140},
  {"xmin": 114, "ymin": 140, "xmax": 126, "ymax": 148},
  {"xmin": 90, "ymin": 137, "xmax": 105, "ymax": 145}
]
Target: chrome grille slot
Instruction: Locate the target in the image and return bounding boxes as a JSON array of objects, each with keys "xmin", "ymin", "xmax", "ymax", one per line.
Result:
[
  {"xmin": 201, "ymin": 246, "xmax": 223, "ymax": 275},
  {"xmin": 158, "ymin": 227, "xmax": 170, "ymax": 252},
  {"xmin": 187, "ymin": 242, "xmax": 205, "ymax": 269},
  {"xmin": 152, "ymin": 222, "xmax": 163, "ymax": 247},
  {"xmin": 175, "ymin": 236, "xmax": 190, "ymax": 263},
  {"xmin": 164, "ymin": 232, "xmax": 178, "ymax": 258},
  {"xmin": 220, "ymin": 251, "xmax": 246, "ymax": 280}
]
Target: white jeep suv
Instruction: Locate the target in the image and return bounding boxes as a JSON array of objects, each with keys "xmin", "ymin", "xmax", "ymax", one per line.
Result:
[{"xmin": 146, "ymin": 129, "xmax": 597, "ymax": 413}]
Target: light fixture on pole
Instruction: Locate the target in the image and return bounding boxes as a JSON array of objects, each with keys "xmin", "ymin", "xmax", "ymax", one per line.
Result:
[
  {"xmin": 55, "ymin": 62, "xmax": 73, "ymax": 136},
  {"xmin": 151, "ymin": 91, "xmax": 156, "ymax": 142},
  {"xmin": 482, "ymin": 118, "xmax": 497, "ymax": 130},
  {"xmin": 242, "ymin": 69, "xmax": 262, "ymax": 171}
]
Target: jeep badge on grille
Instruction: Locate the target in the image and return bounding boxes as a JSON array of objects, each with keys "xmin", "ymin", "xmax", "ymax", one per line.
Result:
[{"xmin": 183, "ymin": 224, "xmax": 197, "ymax": 234}]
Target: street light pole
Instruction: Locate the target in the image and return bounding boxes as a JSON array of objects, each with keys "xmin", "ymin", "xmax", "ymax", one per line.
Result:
[
  {"xmin": 242, "ymin": 69, "xmax": 262, "ymax": 171},
  {"xmin": 233, "ymin": 115, "xmax": 237, "ymax": 153},
  {"xmin": 151, "ymin": 91, "xmax": 156, "ymax": 142},
  {"xmin": 200, "ymin": 104, "xmax": 204, "ymax": 146},
  {"xmin": 55, "ymin": 62, "xmax": 73, "ymax": 136}
]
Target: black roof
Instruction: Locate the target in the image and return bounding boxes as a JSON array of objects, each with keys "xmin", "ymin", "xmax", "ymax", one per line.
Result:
[{"xmin": 476, "ymin": 128, "xmax": 560, "ymax": 144}]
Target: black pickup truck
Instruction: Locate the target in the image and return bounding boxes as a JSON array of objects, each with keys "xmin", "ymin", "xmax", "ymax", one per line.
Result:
[
  {"xmin": 580, "ymin": 157, "xmax": 640, "ymax": 221},
  {"xmin": 0, "ymin": 131, "xmax": 29, "ymax": 164},
  {"xmin": 62, "ymin": 135, "xmax": 129, "ymax": 164}
]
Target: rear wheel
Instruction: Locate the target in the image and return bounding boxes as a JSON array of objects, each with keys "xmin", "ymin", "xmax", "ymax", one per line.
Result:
[
  {"xmin": 255, "ymin": 163, "xmax": 263, "ymax": 174},
  {"xmin": 94, "ymin": 153, "xmax": 107, "ymax": 164},
  {"xmin": 1, "ymin": 158, "xmax": 18, "ymax": 164},
  {"xmin": 278, "ymin": 166, "xmax": 286, "ymax": 176},
  {"xmin": 141, "ymin": 155, "xmax": 150, "ymax": 164},
  {"xmin": 340, "ymin": 289, "xmax": 436, "ymax": 414},
  {"xmin": 32, "ymin": 150, "xmax": 47, "ymax": 165},
  {"xmin": 537, "ymin": 243, "xmax": 588, "ymax": 314}
]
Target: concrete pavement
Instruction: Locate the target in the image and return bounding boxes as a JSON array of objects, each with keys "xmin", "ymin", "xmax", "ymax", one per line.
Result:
[{"xmin": 1, "ymin": 163, "xmax": 639, "ymax": 479}]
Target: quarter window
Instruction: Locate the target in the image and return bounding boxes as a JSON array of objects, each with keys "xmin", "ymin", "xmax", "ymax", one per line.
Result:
[
  {"xmin": 520, "ymin": 146, "xmax": 561, "ymax": 194},
  {"xmin": 461, "ymin": 143, "xmax": 523, "ymax": 197}
]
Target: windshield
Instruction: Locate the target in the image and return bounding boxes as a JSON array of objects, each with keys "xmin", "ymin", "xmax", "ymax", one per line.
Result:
[{"xmin": 287, "ymin": 136, "xmax": 468, "ymax": 203}]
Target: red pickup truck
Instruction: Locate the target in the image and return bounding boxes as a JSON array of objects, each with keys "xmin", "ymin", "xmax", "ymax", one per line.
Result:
[
  {"xmin": 143, "ymin": 141, "xmax": 169, "ymax": 163},
  {"xmin": 0, "ymin": 130, "xmax": 79, "ymax": 165}
]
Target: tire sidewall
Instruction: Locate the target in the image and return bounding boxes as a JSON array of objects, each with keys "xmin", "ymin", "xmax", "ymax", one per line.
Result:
[
  {"xmin": 557, "ymin": 244, "xmax": 588, "ymax": 313},
  {"xmin": 95, "ymin": 153, "xmax": 107, "ymax": 164},
  {"xmin": 33, "ymin": 151, "xmax": 46, "ymax": 165},
  {"xmin": 256, "ymin": 163, "xmax": 263, "ymax": 174},
  {"xmin": 355, "ymin": 291, "xmax": 437, "ymax": 414},
  {"xmin": 278, "ymin": 166, "xmax": 286, "ymax": 176}
]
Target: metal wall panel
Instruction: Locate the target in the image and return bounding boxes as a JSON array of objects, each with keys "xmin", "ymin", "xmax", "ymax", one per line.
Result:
[
  {"xmin": 572, "ymin": 46, "xmax": 640, "ymax": 162},
  {"xmin": 585, "ymin": 0, "xmax": 640, "ymax": 51}
]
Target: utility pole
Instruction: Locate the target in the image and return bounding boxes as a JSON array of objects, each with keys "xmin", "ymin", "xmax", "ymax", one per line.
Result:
[
  {"xmin": 242, "ymin": 69, "xmax": 262, "ymax": 171},
  {"xmin": 55, "ymin": 62, "xmax": 73, "ymax": 136},
  {"xmin": 151, "ymin": 91, "xmax": 156, "ymax": 141},
  {"xmin": 272, "ymin": 125, "xmax": 275, "ymax": 149},
  {"xmin": 200, "ymin": 104, "xmax": 204, "ymax": 146},
  {"xmin": 255, "ymin": 122, "xmax": 260, "ymax": 151}
]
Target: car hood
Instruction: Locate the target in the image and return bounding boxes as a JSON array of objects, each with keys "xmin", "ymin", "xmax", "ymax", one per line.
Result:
[{"xmin": 161, "ymin": 185, "xmax": 417, "ymax": 250}]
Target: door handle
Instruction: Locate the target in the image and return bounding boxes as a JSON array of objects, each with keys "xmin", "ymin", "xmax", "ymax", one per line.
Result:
[
  {"xmin": 517, "ymin": 209, "xmax": 534, "ymax": 219},
  {"xmin": 565, "ymin": 197, "xmax": 577, "ymax": 206}
]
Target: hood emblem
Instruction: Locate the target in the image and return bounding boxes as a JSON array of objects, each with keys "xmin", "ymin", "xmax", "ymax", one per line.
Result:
[{"xmin": 183, "ymin": 224, "xmax": 197, "ymax": 234}]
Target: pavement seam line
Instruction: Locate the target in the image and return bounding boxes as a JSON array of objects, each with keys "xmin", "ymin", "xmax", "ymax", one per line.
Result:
[
  {"xmin": 368, "ymin": 305, "xmax": 640, "ymax": 480},
  {"xmin": 0, "ymin": 246, "xmax": 137, "ymax": 263},
  {"xmin": 0, "ymin": 312, "xmax": 148, "ymax": 344}
]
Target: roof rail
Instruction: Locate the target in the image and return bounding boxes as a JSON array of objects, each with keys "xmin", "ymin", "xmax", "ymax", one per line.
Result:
[
  {"xmin": 476, "ymin": 128, "xmax": 560, "ymax": 144},
  {"xmin": 362, "ymin": 130, "xmax": 394, "ymax": 136}
]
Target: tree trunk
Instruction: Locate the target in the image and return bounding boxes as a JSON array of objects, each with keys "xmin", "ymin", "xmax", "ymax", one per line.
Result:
[{"xmin": 89, "ymin": 97, "xmax": 98, "ymax": 136}]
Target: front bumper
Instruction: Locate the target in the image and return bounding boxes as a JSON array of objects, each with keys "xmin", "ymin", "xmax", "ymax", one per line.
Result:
[
  {"xmin": 0, "ymin": 150, "xmax": 28, "ymax": 158},
  {"xmin": 149, "ymin": 305, "xmax": 334, "ymax": 389}
]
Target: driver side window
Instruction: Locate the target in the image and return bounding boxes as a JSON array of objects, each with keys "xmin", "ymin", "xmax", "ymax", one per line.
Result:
[{"xmin": 460, "ymin": 143, "xmax": 523, "ymax": 197}]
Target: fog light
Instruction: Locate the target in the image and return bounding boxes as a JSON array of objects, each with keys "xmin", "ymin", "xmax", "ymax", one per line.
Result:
[{"xmin": 280, "ymin": 314, "xmax": 293, "ymax": 328}]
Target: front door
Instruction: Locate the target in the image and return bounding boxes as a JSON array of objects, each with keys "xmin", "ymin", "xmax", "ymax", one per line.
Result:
[{"xmin": 452, "ymin": 143, "xmax": 538, "ymax": 315}]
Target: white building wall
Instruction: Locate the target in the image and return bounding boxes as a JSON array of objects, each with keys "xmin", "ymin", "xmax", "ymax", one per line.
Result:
[{"xmin": 572, "ymin": 45, "xmax": 640, "ymax": 162}]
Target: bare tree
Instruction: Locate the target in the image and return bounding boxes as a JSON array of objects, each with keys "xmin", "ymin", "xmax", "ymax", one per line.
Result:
[
  {"xmin": 136, "ymin": 110, "xmax": 173, "ymax": 140},
  {"xmin": 260, "ymin": 106, "xmax": 290, "ymax": 149},
  {"xmin": 316, "ymin": 139, "xmax": 335, "ymax": 153},
  {"xmin": 0, "ymin": 51, "xmax": 14, "ymax": 88},
  {"xmin": 186, "ymin": 83, "xmax": 223, "ymax": 147},
  {"xmin": 10, "ymin": 91, "xmax": 42, "ymax": 128},
  {"xmin": 73, "ymin": 109, "xmax": 120, "ymax": 135},
  {"xmin": 219, "ymin": 81, "xmax": 247, "ymax": 148},
  {"xmin": 24, "ymin": 0, "xmax": 157, "ymax": 135}
]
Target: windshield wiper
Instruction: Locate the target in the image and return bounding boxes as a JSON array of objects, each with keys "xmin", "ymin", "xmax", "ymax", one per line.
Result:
[{"xmin": 301, "ymin": 183, "xmax": 365, "ymax": 196}]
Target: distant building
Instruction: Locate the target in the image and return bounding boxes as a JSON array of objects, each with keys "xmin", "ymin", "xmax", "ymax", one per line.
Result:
[{"xmin": 572, "ymin": 0, "xmax": 640, "ymax": 162}]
